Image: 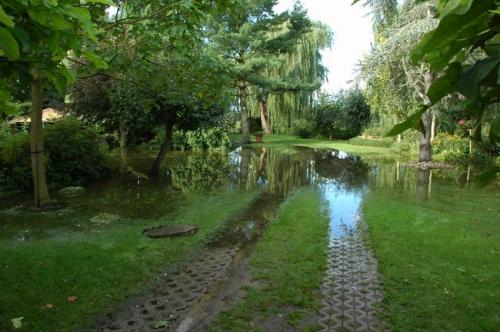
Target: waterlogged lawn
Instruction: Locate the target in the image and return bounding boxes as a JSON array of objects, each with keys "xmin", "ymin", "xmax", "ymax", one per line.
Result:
[
  {"xmin": 211, "ymin": 188, "xmax": 328, "ymax": 331},
  {"xmin": 251, "ymin": 134, "xmax": 405, "ymax": 160},
  {"xmin": 0, "ymin": 189, "xmax": 259, "ymax": 332},
  {"xmin": 364, "ymin": 185, "xmax": 500, "ymax": 331}
]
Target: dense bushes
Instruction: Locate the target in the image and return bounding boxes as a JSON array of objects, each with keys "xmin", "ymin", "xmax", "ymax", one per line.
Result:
[
  {"xmin": 314, "ymin": 88, "xmax": 370, "ymax": 139},
  {"xmin": 0, "ymin": 118, "xmax": 112, "ymax": 191},
  {"xmin": 153, "ymin": 126, "xmax": 231, "ymax": 151},
  {"xmin": 0, "ymin": 125, "xmax": 31, "ymax": 190},
  {"xmin": 291, "ymin": 119, "xmax": 314, "ymax": 138}
]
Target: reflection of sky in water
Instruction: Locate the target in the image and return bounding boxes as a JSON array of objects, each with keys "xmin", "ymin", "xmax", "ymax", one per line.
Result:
[{"xmin": 319, "ymin": 179, "xmax": 366, "ymax": 239}]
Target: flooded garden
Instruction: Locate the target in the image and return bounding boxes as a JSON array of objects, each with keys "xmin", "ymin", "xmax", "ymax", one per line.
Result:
[{"xmin": 1, "ymin": 146, "xmax": 498, "ymax": 331}]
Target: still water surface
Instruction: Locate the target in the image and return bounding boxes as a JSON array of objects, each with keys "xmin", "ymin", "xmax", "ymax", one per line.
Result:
[{"xmin": 0, "ymin": 146, "xmax": 488, "ymax": 241}]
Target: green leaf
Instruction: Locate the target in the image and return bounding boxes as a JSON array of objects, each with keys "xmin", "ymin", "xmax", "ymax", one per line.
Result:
[
  {"xmin": 0, "ymin": 27, "xmax": 19, "ymax": 60},
  {"xmin": 386, "ymin": 108, "xmax": 426, "ymax": 137},
  {"xmin": 83, "ymin": 51, "xmax": 108, "ymax": 69},
  {"xmin": 456, "ymin": 56, "xmax": 500, "ymax": 99},
  {"xmin": 0, "ymin": 4, "xmax": 14, "ymax": 28},
  {"xmin": 28, "ymin": 9, "xmax": 72, "ymax": 30},
  {"xmin": 11, "ymin": 317, "xmax": 23, "ymax": 329},
  {"xmin": 427, "ymin": 62, "xmax": 461, "ymax": 104},
  {"xmin": 412, "ymin": 1, "xmax": 496, "ymax": 64}
]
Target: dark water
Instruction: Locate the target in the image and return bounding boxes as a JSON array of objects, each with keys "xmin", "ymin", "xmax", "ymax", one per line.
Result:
[{"xmin": 0, "ymin": 146, "xmax": 494, "ymax": 241}]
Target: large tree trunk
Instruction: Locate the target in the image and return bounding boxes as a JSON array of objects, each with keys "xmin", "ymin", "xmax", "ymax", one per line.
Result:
[
  {"xmin": 419, "ymin": 109, "xmax": 433, "ymax": 162},
  {"xmin": 430, "ymin": 111, "xmax": 436, "ymax": 142},
  {"xmin": 420, "ymin": 69, "xmax": 435, "ymax": 162},
  {"xmin": 151, "ymin": 122, "xmax": 173, "ymax": 178},
  {"xmin": 239, "ymin": 84, "xmax": 251, "ymax": 144},
  {"xmin": 259, "ymin": 98, "xmax": 272, "ymax": 135},
  {"xmin": 119, "ymin": 121, "xmax": 128, "ymax": 172},
  {"xmin": 30, "ymin": 80, "xmax": 50, "ymax": 207}
]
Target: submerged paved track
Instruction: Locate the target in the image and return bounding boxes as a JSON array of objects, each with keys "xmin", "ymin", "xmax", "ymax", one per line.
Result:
[{"xmin": 318, "ymin": 233, "xmax": 389, "ymax": 332}]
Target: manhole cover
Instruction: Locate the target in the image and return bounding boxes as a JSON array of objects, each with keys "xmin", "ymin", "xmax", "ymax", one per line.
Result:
[{"xmin": 144, "ymin": 225, "xmax": 198, "ymax": 239}]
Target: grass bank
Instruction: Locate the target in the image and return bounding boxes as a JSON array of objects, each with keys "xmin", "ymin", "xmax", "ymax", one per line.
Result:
[
  {"xmin": 211, "ymin": 188, "xmax": 328, "ymax": 331},
  {"xmin": 249, "ymin": 134, "xmax": 405, "ymax": 160},
  {"xmin": 0, "ymin": 189, "xmax": 259, "ymax": 331},
  {"xmin": 363, "ymin": 185, "xmax": 500, "ymax": 331}
]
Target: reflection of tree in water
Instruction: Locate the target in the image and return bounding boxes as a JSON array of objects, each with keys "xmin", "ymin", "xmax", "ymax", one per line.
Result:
[
  {"xmin": 265, "ymin": 148, "xmax": 313, "ymax": 196},
  {"xmin": 236, "ymin": 147, "xmax": 313, "ymax": 196},
  {"xmin": 368, "ymin": 162, "xmax": 417, "ymax": 192},
  {"xmin": 171, "ymin": 151, "xmax": 234, "ymax": 192},
  {"xmin": 416, "ymin": 169, "xmax": 432, "ymax": 201},
  {"xmin": 313, "ymin": 149, "xmax": 369, "ymax": 190}
]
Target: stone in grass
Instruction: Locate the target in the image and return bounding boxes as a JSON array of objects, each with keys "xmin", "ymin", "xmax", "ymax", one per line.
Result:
[
  {"xmin": 143, "ymin": 225, "xmax": 197, "ymax": 239},
  {"xmin": 90, "ymin": 213, "xmax": 121, "ymax": 224},
  {"xmin": 58, "ymin": 186, "xmax": 85, "ymax": 198}
]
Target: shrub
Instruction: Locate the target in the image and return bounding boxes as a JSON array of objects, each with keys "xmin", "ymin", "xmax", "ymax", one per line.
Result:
[
  {"xmin": 179, "ymin": 127, "xmax": 231, "ymax": 151},
  {"xmin": 314, "ymin": 88, "xmax": 370, "ymax": 139},
  {"xmin": 291, "ymin": 119, "xmax": 314, "ymax": 138},
  {"xmin": 44, "ymin": 117, "xmax": 111, "ymax": 186},
  {"xmin": 0, "ymin": 125, "xmax": 32, "ymax": 190},
  {"xmin": 0, "ymin": 118, "xmax": 112, "ymax": 191}
]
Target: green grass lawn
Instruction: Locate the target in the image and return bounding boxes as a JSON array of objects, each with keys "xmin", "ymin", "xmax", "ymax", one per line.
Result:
[
  {"xmin": 210, "ymin": 188, "xmax": 329, "ymax": 332},
  {"xmin": 0, "ymin": 189, "xmax": 259, "ymax": 332},
  {"xmin": 249, "ymin": 134, "xmax": 407, "ymax": 160},
  {"xmin": 363, "ymin": 185, "xmax": 500, "ymax": 331}
]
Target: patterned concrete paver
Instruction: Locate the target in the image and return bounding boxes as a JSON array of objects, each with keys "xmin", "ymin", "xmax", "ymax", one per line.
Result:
[
  {"xmin": 95, "ymin": 246, "xmax": 239, "ymax": 331},
  {"xmin": 318, "ymin": 232, "xmax": 388, "ymax": 331}
]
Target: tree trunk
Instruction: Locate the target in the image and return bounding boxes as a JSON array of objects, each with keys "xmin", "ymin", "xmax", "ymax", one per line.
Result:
[
  {"xmin": 151, "ymin": 123, "xmax": 173, "ymax": 177},
  {"xmin": 239, "ymin": 84, "xmax": 250, "ymax": 144},
  {"xmin": 259, "ymin": 98, "xmax": 272, "ymax": 135},
  {"xmin": 430, "ymin": 111, "xmax": 436, "ymax": 142},
  {"xmin": 420, "ymin": 69, "xmax": 434, "ymax": 162},
  {"xmin": 119, "ymin": 122, "xmax": 128, "ymax": 172},
  {"xmin": 419, "ymin": 109, "xmax": 433, "ymax": 162},
  {"xmin": 30, "ymin": 80, "xmax": 50, "ymax": 207},
  {"xmin": 418, "ymin": 3, "xmax": 436, "ymax": 163}
]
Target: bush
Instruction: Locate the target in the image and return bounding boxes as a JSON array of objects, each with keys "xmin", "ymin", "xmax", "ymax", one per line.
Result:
[
  {"xmin": 44, "ymin": 117, "xmax": 111, "ymax": 186},
  {"xmin": 0, "ymin": 125, "xmax": 31, "ymax": 190},
  {"xmin": 291, "ymin": 119, "xmax": 314, "ymax": 138},
  {"xmin": 179, "ymin": 127, "xmax": 231, "ymax": 151},
  {"xmin": 314, "ymin": 88, "xmax": 370, "ymax": 139},
  {"xmin": 0, "ymin": 118, "xmax": 112, "ymax": 191}
]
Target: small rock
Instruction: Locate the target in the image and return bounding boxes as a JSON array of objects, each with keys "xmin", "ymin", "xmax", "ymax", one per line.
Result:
[{"xmin": 58, "ymin": 186, "xmax": 85, "ymax": 198}]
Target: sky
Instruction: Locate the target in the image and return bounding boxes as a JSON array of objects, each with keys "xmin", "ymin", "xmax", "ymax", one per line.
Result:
[{"xmin": 274, "ymin": 0, "xmax": 374, "ymax": 93}]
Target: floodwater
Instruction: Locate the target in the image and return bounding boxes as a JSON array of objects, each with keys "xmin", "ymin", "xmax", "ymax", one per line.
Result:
[{"xmin": 0, "ymin": 145, "xmax": 493, "ymax": 242}]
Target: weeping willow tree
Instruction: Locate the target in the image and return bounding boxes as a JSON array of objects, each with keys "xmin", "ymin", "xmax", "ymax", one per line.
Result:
[{"xmin": 248, "ymin": 22, "xmax": 332, "ymax": 134}]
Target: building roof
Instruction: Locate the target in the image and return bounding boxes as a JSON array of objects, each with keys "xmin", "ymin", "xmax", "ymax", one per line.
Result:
[{"xmin": 8, "ymin": 108, "xmax": 64, "ymax": 124}]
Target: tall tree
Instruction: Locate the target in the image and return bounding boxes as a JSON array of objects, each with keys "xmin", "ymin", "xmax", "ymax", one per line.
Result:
[
  {"xmin": 248, "ymin": 21, "xmax": 332, "ymax": 134},
  {"xmin": 0, "ymin": 0, "xmax": 109, "ymax": 207},
  {"xmin": 208, "ymin": 0, "xmax": 311, "ymax": 143},
  {"xmin": 359, "ymin": 1, "xmax": 439, "ymax": 161}
]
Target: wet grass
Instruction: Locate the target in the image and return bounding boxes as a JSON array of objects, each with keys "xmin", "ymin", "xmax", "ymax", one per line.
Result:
[
  {"xmin": 211, "ymin": 188, "xmax": 328, "ymax": 331},
  {"xmin": 249, "ymin": 134, "xmax": 406, "ymax": 160},
  {"xmin": 0, "ymin": 189, "xmax": 259, "ymax": 332},
  {"xmin": 363, "ymin": 185, "xmax": 500, "ymax": 331}
]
